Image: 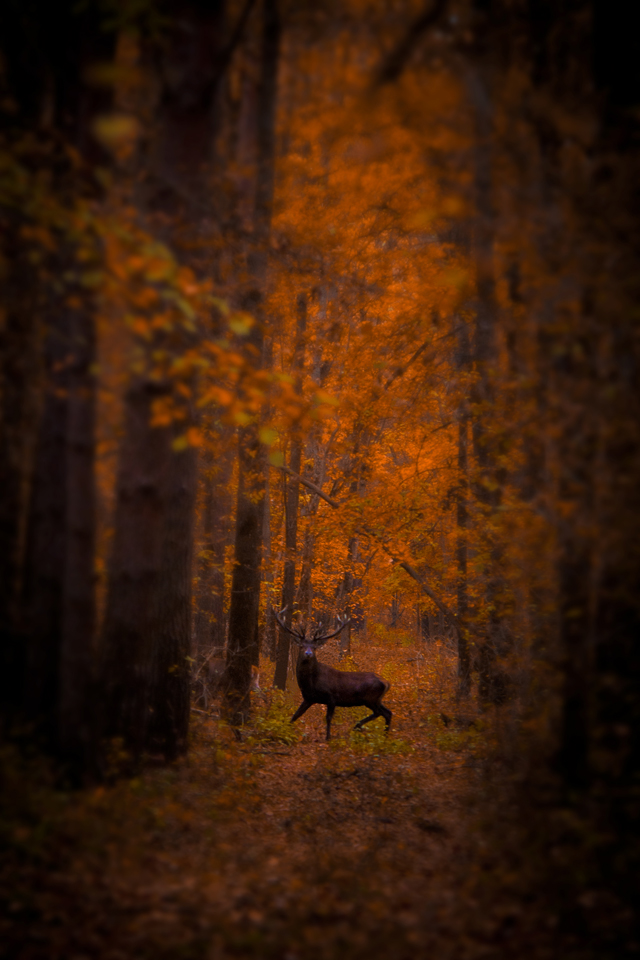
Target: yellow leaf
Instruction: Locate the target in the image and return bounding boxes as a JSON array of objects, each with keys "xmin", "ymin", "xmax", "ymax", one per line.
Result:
[
  {"xmin": 228, "ymin": 312, "xmax": 254, "ymax": 336},
  {"xmin": 259, "ymin": 427, "xmax": 278, "ymax": 446},
  {"xmin": 92, "ymin": 113, "xmax": 140, "ymax": 152},
  {"xmin": 314, "ymin": 390, "xmax": 339, "ymax": 407},
  {"xmin": 172, "ymin": 435, "xmax": 189, "ymax": 452}
]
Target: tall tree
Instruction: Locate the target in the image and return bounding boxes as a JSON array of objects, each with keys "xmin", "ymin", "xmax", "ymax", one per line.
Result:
[
  {"xmin": 0, "ymin": 1, "xmax": 113, "ymax": 780},
  {"xmin": 273, "ymin": 292, "xmax": 306, "ymax": 689},
  {"xmin": 224, "ymin": 0, "xmax": 281, "ymax": 726}
]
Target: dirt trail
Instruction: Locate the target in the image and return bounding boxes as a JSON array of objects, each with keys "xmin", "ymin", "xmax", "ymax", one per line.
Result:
[{"xmin": 2, "ymin": 643, "xmax": 488, "ymax": 960}]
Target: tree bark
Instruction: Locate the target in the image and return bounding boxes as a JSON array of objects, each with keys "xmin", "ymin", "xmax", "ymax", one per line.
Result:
[
  {"xmin": 273, "ymin": 440, "xmax": 301, "ymax": 689},
  {"xmin": 455, "ymin": 316, "xmax": 471, "ymax": 696},
  {"xmin": 99, "ymin": 378, "xmax": 171, "ymax": 761},
  {"xmin": 22, "ymin": 309, "xmax": 70, "ymax": 744},
  {"xmin": 224, "ymin": 0, "xmax": 281, "ymax": 726},
  {"xmin": 225, "ymin": 423, "xmax": 266, "ymax": 724},
  {"xmin": 0, "ymin": 231, "xmax": 42, "ymax": 730},
  {"xmin": 57, "ymin": 307, "xmax": 97, "ymax": 777},
  {"xmin": 274, "ymin": 292, "xmax": 306, "ymax": 689},
  {"xmin": 146, "ymin": 440, "xmax": 198, "ymax": 760},
  {"xmin": 467, "ymin": 67, "xmax": 510, "ymax": 706},
  {"xmin": 193, "ymin": 428, "xmax": 233, "ymax": 659}
]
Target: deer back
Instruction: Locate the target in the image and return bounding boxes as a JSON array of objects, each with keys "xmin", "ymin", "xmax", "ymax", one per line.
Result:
[{"xmin": 297, "ymin": 651, "xmax": 389, "ymax": 708}]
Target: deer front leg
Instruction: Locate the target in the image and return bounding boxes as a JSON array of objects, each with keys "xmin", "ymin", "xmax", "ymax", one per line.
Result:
[
  {"xmin": 325, "ymin": 703, "xmax": 335, "ymax": 741},
  {"xmin": 291, "ymin": 700, "xmax": 312, "ymax": 724}
]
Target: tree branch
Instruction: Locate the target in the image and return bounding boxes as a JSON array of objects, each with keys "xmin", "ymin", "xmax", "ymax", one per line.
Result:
[
  {"xmin": 213, "ymin": 0, "xmax": 258, "ymax": 89},
  {"xmin": 373, "ymin": 0, "xmax": 448, "ymax": 86},
  {"xmin": 272, "ymin": 463, "xmax": 341, "ymax": 508},
  {"xmin": 396, "ymin": 560, "xmax": 461, "ymax": 635},
  {"xmin": 384, "ymin": 338, "xmax": 431, "ymax": 390}
]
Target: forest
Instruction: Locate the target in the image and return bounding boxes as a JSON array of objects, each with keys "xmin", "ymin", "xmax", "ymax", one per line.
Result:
[{"xmin": 1, "ymin": 1, "xmax": 639, "ymax": 958}]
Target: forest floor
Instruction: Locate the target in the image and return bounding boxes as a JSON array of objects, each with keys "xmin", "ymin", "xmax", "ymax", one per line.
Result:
[{"xmin": 1, "ymin": 631, "xmax": 540, "ymax": 960}]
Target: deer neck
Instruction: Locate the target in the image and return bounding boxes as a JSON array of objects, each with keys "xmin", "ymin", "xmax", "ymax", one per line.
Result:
[{"xmin": 296, "ymin": 648, "xmax": 319, "ymax": 691}]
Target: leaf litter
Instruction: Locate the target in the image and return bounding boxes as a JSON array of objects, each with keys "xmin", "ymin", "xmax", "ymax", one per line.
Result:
[{"xmin": 1, "ymin": 637, "xmax": 502, "ymax": 960}]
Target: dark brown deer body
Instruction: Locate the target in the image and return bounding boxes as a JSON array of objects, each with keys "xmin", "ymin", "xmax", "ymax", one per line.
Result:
[{"xmin": 276, "ymin": 609, "xmax": 392, "ymax": 740}]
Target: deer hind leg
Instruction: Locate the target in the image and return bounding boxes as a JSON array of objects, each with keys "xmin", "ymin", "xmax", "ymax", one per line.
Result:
[
  {"xmin": 354, "ymin": 703, "xmax": 392, "ymax": 733},
  {"xmin": 325, "ymin": 703, "xmax": 335, "ymax": 741},
  {"xmin": 291, "ymin": 700, "xmax": 312, "ymax": 724},
  {"xmin": 378, "ymin": 703, "xmax": 392, "ymax": 732}
]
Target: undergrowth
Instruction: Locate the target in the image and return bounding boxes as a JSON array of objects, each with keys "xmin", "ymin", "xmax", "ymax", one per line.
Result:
[
  {"xmin": 349, "ymin": 723, "xmax": 413, "ymax": 756},
  {"xmin": 248, "ymin": 690, "xmax": 302, "ymax": 746}
]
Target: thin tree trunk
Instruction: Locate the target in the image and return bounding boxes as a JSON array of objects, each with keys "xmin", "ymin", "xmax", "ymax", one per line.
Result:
[
  {"xmin": 338, "ymin": 537, "xmax": 357, "ymax": 659},
  {"xmin": 261, "ymin": 335, "xmax": 278, "ymax": 662},
  {"xmin": 296, "ymin": 526, "xmax": 314, "ymax": 619},
  {"xmin": 455, "ymin": 316, "xmax": 471, "ymax": 697},
  {"xmin": 57, "ymin": 308, "xmax": 97, "ymax": 777},
  {"xmin": 273, "ymin": 440, "xmax": 301, "ymax": 688},
  {"xmin": 274, "ymin": 292, "xmax": 306, "ymax": 689},
  {"xmin": 193, "ymin": 428, "xmax": 233, "ymax": 659}
]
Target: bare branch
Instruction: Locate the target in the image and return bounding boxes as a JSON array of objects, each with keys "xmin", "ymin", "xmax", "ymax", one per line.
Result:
[
  {"xmin": 212, "ymin": 0, "xmax": 258, "ymax": 88},
  {"xmin": 397, "ymin": 560, "xmax": 461, "ymax": 635},
  {"xmin": 384, "ymin": 339, "xmax": 431, "ymax": 390},
  {"xmin": 373, "ymin": 0, "xmax": 448, "ymax": 86},
  {"xmin": 272, "ymin": 463, "xmax": 340, "ymax": 508}
]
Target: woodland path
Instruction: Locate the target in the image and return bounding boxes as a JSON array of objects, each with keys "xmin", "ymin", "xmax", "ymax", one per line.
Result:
[{"xmin": 2, "ymin": 643, "xmax": 502, "ymax": 960}]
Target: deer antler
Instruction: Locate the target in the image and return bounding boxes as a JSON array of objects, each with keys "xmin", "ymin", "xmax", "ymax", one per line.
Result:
[
  {"xmin": 274, "ymin": 607, "xmax": 308, "ymax": 646},
  {"xmin": 313, "ymin": 614, "xmax": 351, "ymax": 647}
]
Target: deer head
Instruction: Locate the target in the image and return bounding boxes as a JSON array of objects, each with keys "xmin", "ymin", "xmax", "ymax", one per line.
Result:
[{"xmin": 274, "ymin": 607, "xmax": 350, "ymax": 659}]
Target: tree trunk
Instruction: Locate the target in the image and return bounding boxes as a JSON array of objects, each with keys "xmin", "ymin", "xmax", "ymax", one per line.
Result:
[
  {"xmin": 146, "ymin": 440, "xmax": 198, "ymax": 760},
  {"xmin": 467, "ymin": 68, "xmax": 510, "ymax": 706},
  {"xmin": 99, "ymin": 378, "xmax": 171, "ymax": 761},
  {"xmin": 274, "ymin": 292, "xmax": 306, "ymax": 689},
  {"xmin": 273, "ymin": 441, "xmax": 301, "ymax": 689},
  {"xmin": 57, "ymin": 308, "xmax": 97, "ymax": 778},
  {"xmin": 0, "ymin": 232, "xmax": 42, "ymax": 731},
  {"xmin": 224, "ymin": 0, "xmax": 280, "ymax": 726},
  {"xmin": 261, "ymin": 336, "xmax": 278, "ymax": 662},
  {"xmin": 455, "ymin": 316, "xmax": 471, "ymax": 696},
  {"xmin": 22, "ymin": 309, "xmax": 70, "ymax": 745},
  {"xmin": 225, "ymin": 424, "xmax": 266, "ymax": 724},
  {"xmin": 338, "ymin": 537, "xmax": 358, "ymax": 660},
  {"xmin": 193, "ymin": 428, "xmax": 233, "ymax": 659}
]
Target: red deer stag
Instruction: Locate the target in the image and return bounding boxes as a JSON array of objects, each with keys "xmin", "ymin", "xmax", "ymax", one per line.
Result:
[{"xmin": 275, "ymin": 608, "xmax": 392, "ymax": 741}]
